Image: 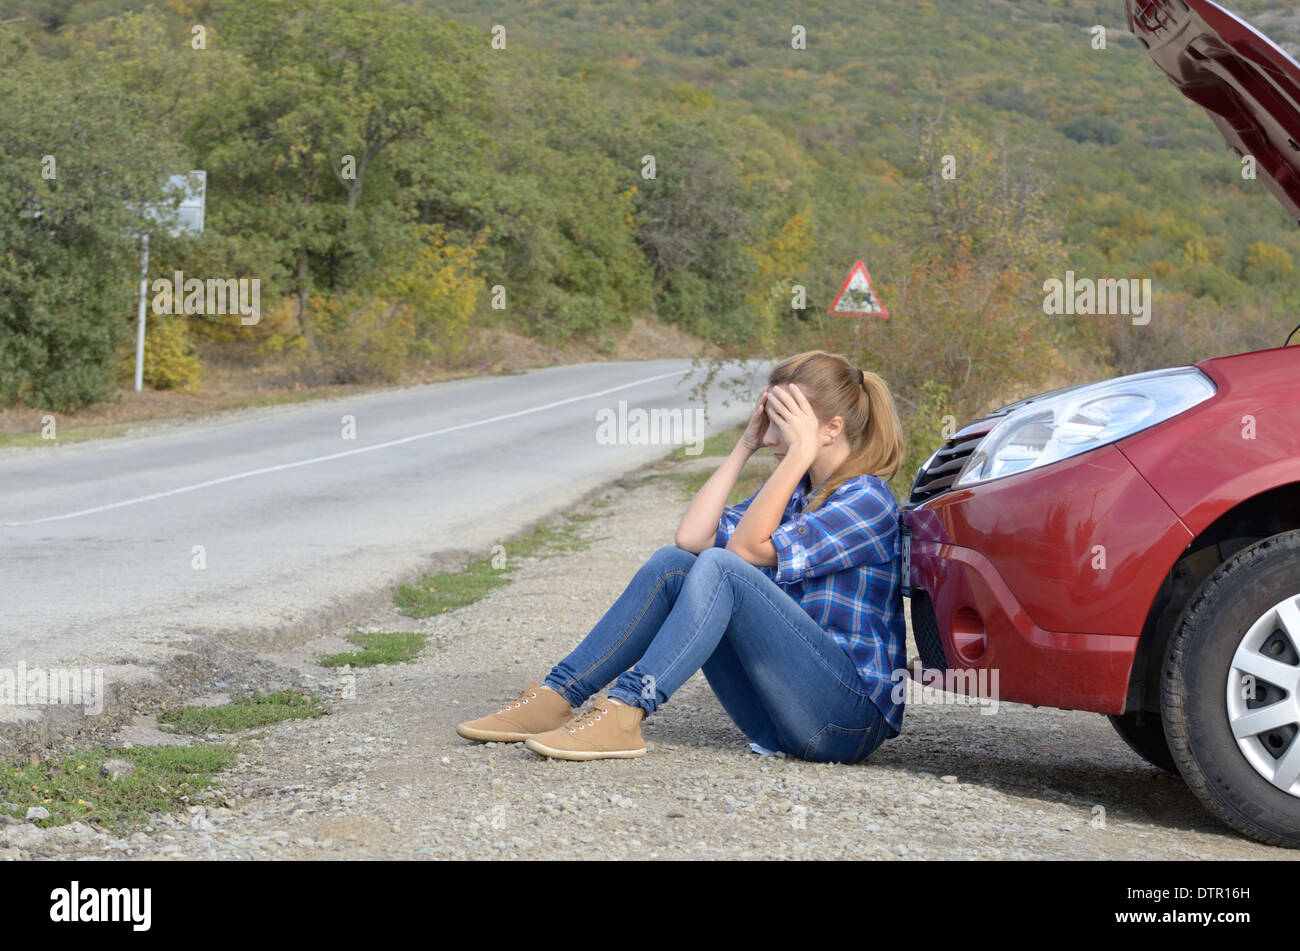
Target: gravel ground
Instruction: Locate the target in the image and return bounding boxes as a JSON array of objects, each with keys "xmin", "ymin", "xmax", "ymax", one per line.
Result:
[{"xmin": 3, "ymin": 461, "xmax": 1297, "ymax": 861}]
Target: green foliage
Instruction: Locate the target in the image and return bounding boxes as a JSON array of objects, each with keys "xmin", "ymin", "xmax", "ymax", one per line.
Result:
[
  {"xmin": 281, "ymin": 226, "xmax": 483, "ymax": 383},
  {"xmin": 395, "ymin": 514, "xmax": 592, "ymax": 617},
  {"xmin": 0, "ymin": 28, "xmax": 186, "ymax": 411},
  {"xmin": 158, "ymin": 690, "xmax": 330, "ymax": 735},
  {"xmin": 0, "ymin": 743, "xmax": 237, "ymax": 832},
  {"xmin": 381, "ymin": 226, "xmax": 482, "ymax": 361},
  {"xmin": 865, "ymin": 115, "xmax": 1069, "ymax": 439},
  {"xmin": 5, "ymin": 0, "xmax": 1300, "ymax": 415},
  {"xmin": 422, "ymin": 0, "xmax": 1300, "ymax": 366},
  {"xmin": 197, "ymin": 0, "xmax": 487, "ymax": 342},
  {"xmin": 898, "ymin": 379, "xmax": 956, "ymax": 499},
  {"xmin": 138, "ymin": 316, "xmax": 202, "ymax": 390},
  {"xmin": 461, "ymin": 67, "xmax": 654, "ymax": 345},
  {"xmin": 394, "ymin": 555, "xmax": 511, "ymax": 618},
  {"xmin": 317, "ymin": 631, "xmax": 429, "ymax": 668},
  {"xmin": 1099, "ymin": 291, "xmax": 1283, "ymax": 376},
  {"xmin": 1060, "ymin": 116, "xmax": 1123, "ymax": 146},
  {"xmin": 1243, "ymin": 242, "xmax": 1294, "ymax": 283},
  {"xmin": 302, "ymin": 292, "xmax": 414, "ymax": 385}
]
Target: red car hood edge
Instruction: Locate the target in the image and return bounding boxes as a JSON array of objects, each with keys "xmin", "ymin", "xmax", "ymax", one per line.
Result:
[{"xmin": 1126, "ymin": 0, "xmax": 1300, "ymax": 221}]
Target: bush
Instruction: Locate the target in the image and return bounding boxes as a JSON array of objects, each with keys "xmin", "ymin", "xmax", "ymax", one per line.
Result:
[
  {"xmin": 140, "ymin": 316, "xmax": 201, "ymax": 390},
  {"xmin": 304, "ymin": 293, "xmax": 414, "ymax": 385},
  {"xmin": 1060, "ymin": 116, "xmax": 1123, "ymax": 146},
  {"xmin": 1243, "ymin": 242, "xmax": 1294, "ymax": 283},
  {"xmin": 379, "ymin": 226, "xmax": 482, "ymax": 361}
]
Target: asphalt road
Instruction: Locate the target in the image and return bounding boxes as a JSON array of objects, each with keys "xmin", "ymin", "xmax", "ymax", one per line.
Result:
[{"xmin": 0, "ymin": 359, "xmax": 763, "ymax": 681}]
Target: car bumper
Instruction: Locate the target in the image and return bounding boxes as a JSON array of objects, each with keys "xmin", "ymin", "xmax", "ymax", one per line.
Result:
[{"xmin": 902, "ymin": 444, "xmax": 1195, "ymax": 713}]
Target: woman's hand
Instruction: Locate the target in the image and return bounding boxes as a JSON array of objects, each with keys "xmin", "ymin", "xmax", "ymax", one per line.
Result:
[
  {"xmin": 737, "ymin": 386, "xmax": 771, "ymax": 455},
  {"xmin": 766, "ymin": 383, "xmax": 821, "ymax": 463}
]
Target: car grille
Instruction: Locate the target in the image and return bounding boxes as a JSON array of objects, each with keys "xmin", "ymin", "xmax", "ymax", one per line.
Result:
[{"xmin": 907, "ymin": 433, "xmax": 983, "ymax": 505}]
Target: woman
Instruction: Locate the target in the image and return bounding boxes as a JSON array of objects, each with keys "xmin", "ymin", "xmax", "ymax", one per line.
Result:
[{"xmin": 455, "ymin": 349, "xmax": 908, "ymax": 763}]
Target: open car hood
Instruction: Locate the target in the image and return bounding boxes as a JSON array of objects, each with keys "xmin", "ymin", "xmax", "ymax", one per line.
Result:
[{"xmin": 1126, "ymin": 0, "xmax": 1300, "ymax": 221}]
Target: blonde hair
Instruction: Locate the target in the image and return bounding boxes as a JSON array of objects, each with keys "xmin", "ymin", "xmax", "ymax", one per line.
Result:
[{"xmin": 768, "ymin": 350, "xmax": 905, "ymax": 511}]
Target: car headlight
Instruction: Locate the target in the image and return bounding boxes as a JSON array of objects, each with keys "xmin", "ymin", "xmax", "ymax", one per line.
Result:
[{"xmin": 953, "ymin": 366, "xmax": 1216, "ymax": 488}]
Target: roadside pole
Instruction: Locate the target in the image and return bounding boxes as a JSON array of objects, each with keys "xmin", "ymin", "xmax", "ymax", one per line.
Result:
[
  {"xmin": 134, "ymin": 233, "xmax": 149, "ymax": 393},
  {"xmin": 130, "ymin": 171, "xmax": 205, "ymax": 393}
]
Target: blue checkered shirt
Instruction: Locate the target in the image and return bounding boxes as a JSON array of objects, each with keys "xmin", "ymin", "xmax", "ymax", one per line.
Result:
[{"xmin": 713, "ymin": 472, "xmax": 906, "ymax": 737}]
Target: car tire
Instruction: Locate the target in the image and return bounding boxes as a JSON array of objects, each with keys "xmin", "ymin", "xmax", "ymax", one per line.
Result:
[
  {"xmin": 1107, "ymin": 712, "xmax": 1178, "ymax": 773},
  {"xmin": 1162, "ymin": 529, "xmax": 1300, "ymax": 847}
]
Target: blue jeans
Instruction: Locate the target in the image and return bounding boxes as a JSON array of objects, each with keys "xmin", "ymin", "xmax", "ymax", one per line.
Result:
[{"xmin": 543, "ymin": 545, "xmax": 889, "ymax": 764}]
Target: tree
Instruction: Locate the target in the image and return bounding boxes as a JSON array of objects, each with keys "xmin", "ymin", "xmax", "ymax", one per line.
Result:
[
  {"xmin": 845, "ymin": 114, "xmax": 1070, "ymax": 498},
  {"xmin": 195, "ymin": 0, "xmax": 486, "ymax": 345},
  {"xmin": 0, "ymin": 29, "xmax": 187, "ymax": 410}
]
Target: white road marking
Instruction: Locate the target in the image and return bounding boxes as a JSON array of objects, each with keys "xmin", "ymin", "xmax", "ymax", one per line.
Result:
[{"xmin": 5, "ymin": 369, "xmax": 686, "ymax": 527}]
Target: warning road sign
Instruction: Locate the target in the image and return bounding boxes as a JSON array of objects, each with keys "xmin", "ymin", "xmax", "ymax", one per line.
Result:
[{"xmin": 828, "ymin": 260, "xmax": 889, "ymax": 319}]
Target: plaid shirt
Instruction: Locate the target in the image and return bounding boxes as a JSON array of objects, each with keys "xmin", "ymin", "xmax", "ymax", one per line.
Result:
[{"xmin": 713, "ymin": 472, "xmax": 906, "ymax": 737}]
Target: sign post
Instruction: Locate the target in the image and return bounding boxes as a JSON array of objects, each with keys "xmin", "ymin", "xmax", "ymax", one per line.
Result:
[
  {"xmin": 130, "ymin": 171, "xmax": 206, "ymax": 392},
  {"xmin": 133, "ymin": 234, "xmax": 150, "ymax": 393}
]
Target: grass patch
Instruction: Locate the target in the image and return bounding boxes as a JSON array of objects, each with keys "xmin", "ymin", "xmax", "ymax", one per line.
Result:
[
  {"xmin": 0, "ymin": 744, "xmax": 239, "ymax": 832},
  {"xmin": 509, "ymin": 517, "xmax": 594, "ymax": 559},
  {"xmin": 0, "ymin": 389, "xmax": 386, "ymax": 450},
  {"xmin": 670, "ymin": 423, "xmax": 746, "ymax": 461},
  {"xmin": 394, "ymin": 557, "xmax": 511, "ymax": 618},
  {"xmin": 666, "ymin": 464, "xmax": 774, "ymax": 504},
  {"xmin": 0, "ymin": 423, "xmax": 136, "ymax": 449},
  {"xmin": 394, "ymin": 512, "xmax": 597, "ymax": 619},
  {"xmin": 663, "ymin": 422, "xmax": 781, "ymax": 502},
  {"xmin": 157, "ymin": 690, "xmax": 330, "ymax": 735},
  {"xmin": 317, "ymin": 631, "xmax": 427, "ymax": 668}
]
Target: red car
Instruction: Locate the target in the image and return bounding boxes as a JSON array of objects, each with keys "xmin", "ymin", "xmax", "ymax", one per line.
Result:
[{"xmin": 902, "ymin": 0, "xmax": 1300, "ymax": 846}]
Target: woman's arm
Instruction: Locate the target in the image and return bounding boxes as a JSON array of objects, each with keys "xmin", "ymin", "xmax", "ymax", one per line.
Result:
[
  {"xmin": 725, "ymin": 452, "xmax": 813, "ymax": 565},
  {"xmin": 674, "ymin": 387, "xmax": 770, "ymax": 553},
  {"xmin": 674, "ymin": 442, "xmax": 753, "ymax": 553}
]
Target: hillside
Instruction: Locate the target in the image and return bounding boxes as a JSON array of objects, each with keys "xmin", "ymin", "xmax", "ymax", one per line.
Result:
[{"xmin": 1, "ymin": 0, "xmax": 1295, "ymax": 484}]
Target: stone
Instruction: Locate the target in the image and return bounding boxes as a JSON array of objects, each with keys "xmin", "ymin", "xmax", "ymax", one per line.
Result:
[{"xmin": 100, "ymin": 759, "xmax": 136, "ymax": 781}]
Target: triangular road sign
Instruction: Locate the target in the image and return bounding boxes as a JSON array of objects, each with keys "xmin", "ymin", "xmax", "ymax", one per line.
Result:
[{"xmin": 829, "ymin": 260, "xmax": 889, "ymax": 319}]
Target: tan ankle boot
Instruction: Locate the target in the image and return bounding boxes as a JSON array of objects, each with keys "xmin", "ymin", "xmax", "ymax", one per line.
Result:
[
  {"xmin": 455, "ymin": 682, "xmax": 574, "ymax": 742},
  {"xmin": 524, "ymin": 697, "xmax": 647, "ymax": 760}
]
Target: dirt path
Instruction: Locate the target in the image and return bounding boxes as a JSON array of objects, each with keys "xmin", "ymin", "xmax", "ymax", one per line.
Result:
[{"xmin": 3, "ymin": 462, "xmax": 1295, "ymax": 860}]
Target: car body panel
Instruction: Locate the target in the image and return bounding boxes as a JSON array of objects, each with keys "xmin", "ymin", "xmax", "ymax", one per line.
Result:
[
  {"xmin": 908, "ymin": 444, "xmax": 1195, "ymax": 636},
  {"xmin": 904, "ymin": 445, "xmax": 1194, "ymax": 712},
  {"xmin": 907, "ymin": 537, "xmax": 1142, "ymax": 712},
  {"xmin": 1117, "ymin": 346, "xmax": 1300, "ymax": 534}
]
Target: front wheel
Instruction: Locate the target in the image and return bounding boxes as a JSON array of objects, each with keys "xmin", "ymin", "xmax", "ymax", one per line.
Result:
[{"xmin": 1162, "ymin": 530, "xmax": 1300, "ymax": 847}]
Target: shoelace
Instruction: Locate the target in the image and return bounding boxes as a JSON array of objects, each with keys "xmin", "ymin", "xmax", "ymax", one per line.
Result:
[
  {"xmin": 495, "ymin": 687, "xmax": 538, "ymax": 715},
  {"xmin": 562, "ymin": 702, "xmax": 610, "ymax": 733}
]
